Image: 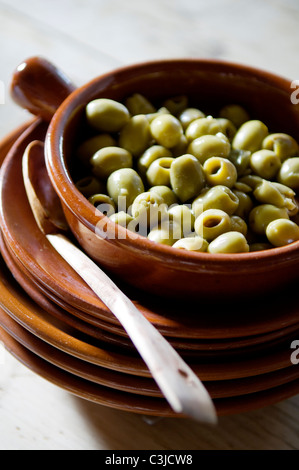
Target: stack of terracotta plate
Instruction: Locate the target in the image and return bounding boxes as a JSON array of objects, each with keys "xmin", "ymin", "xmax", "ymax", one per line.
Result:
[{"xmin": 1, "ymin": 118, "xmax": 299, "ymax": 419}]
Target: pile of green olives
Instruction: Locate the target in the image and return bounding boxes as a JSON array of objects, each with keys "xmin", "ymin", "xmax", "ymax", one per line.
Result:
[{"xmin": 74, "ymin": 93, "xmax": 299, "ymax": 254}]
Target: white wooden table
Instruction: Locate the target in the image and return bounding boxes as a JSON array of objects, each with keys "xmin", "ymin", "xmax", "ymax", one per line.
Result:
[{"xmin": 0, "ymin": 0, "xmax": 299, "ymax": 450}]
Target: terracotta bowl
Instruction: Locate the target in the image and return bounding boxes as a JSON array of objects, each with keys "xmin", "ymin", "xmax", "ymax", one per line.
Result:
[{"xmin": 12, "ymin": 57, "xmax": 299, "ymax": 299}]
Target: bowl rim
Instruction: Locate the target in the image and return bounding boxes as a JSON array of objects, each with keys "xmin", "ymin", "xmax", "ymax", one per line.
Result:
[{"xmin": 45, "ymin": 57, "xmax": 299, "ymax": 265}]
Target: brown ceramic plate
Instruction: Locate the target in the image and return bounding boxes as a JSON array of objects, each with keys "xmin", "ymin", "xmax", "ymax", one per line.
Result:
[
  {"xmin": 3, "ymin": 227, "xmax": 298, "ymax": 357},
  {"xmin": 1, "ymin": 306, "xmax": 299, "ymax": 401},
  {"xmin": 0, "ymin": 246, "xmax": 297, "ymax": 381},
  {"xmin": 1, "ymin": 121, "xmax": 299, "ymax": 341},
  {"xmin": 1, "ymin": 324, "xmax": 299, "ymax": 417}
]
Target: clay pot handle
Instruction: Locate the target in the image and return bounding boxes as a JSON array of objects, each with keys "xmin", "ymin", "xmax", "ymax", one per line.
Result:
[{"xmin": 10, "ymin": 56, "xmax": 76, "ymax": 122}]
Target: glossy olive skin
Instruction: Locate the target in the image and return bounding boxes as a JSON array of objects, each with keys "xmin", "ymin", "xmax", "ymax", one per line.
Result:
[
  {"xmin": 203, "ymin": 156, "xmax": 237, "ymax": 188},
  {"xmin": 109, "ymin": 210, "xmax": 134, "ymax": 227},
  {"xmin": 150, "ymin": 114, "xmax": 183, "ymax": 148},
  {"xmin": 137, "ymin": 145, "xmax": 172, "ymax": 177},
  {"xmin": 88, "ymin": 193, "xmax": 115, "ymax": 217},
  {"xmin": 192, "ymin": 185, "xmax": 239, "ymax": 217},
  {"xmin": 86, "ymin": 98, "xmax": 130, "ymax": 132},
  {"xmin": 107, "ymin": 168, "xmax": 144, "ymax": 209},
  {"xmin": 266, "ymin": 218, "xmax": 299, "ymax": 246},
  {"xmin": 146, "ymin": 157, "xmax": 174, "ymax": 187},
  {"xmin": 77, "ymin": 133, "xmax": 116, "ymax": 166},
  {"xmin": 250, "ymin": 149, "xmax": 281, "ymax": 179},
  {"xmin": 278, "ymin": 157, "xmax": 299, "ymax": 189},
  {"xmin": 170, "ymin": 154, "xmax": 205, "ymax": 202},
  {"xmin": 172, "ymin": 235, "xmax": 208, "ymax": 252},
  {"xmin": 149, "ymin": 185, "xmax": 178, "ymax": 206},
  {"xmin": 187, "ymin": 133, "xmax": 231, "ymax": 164},
  {"xmin": 118, "ymin": 114, "xmax": 151, "ymax": 157},
  {"xmin": 147, "ymin": 220, "xmax": 182, "ymax": 246},
  {"xmin": 232, "ymin": 120, "xmax": 268, "ymax": 152},
  {"xmin": 207, "ymin": 231, "xmax": 249, "ymax": 253},
  {"xmin": 168, "ymin": 204, "xmax": 195, "ymax": 236},
  {"xmin": 194, "ymin": 208, "xmax": 232, "ymax": 241},
  {"xmin": 262, "ymin": 133, "xmax": 299, "ymax": 161},
  {"xmin": 179, "ymin": 107, "xmax": 205, "ymax": 130},
  {"xmin": 249, "ymin": 204, "xmax": 289, "ymax": 235},
  {"xmin": 131, "ymin": 191, "xmax": 168, "ymax": 228},
  {"xmin": 90, "ymin": 146, "xmax": 133, "ymax": 179}
]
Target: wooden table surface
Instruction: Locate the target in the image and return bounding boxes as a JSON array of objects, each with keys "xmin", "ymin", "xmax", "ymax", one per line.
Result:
[{"xmin": 0, "ymin": 0, "xmax": 299, "ymax": 450}]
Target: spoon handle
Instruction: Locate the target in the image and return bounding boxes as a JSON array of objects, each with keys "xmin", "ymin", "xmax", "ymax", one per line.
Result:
[{"xmin": 46, "ymin": 232, "xmax": 217, "ymax": 424}]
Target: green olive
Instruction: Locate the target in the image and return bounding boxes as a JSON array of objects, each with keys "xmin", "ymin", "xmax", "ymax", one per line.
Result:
[
  {"xmin": 187, "ymin": 133, "xmax": 231, "ymax": 164},
  {"xmin": 232, "ymin": 120, "xmax": 268, "ymax": 152},
  {"xmin": 250, "ymin": 149, "xmax": 281, "ymax": 179},
  {"xmin": 88, "ymin": 193, "xmax": 115, "ymax": 217},
  {"xmin": 146, "ymin": 157, "xmax": 175, "ymax": 187},
  {"xmin": 168, "ymin": 204, "xmax": 195, "ymax": 237},
  {"xmin": 77, "ymin": 134, "xmax": 117, "ymax": 166},
  {"xmin": 75, "ymin": 176, "xmax": 105, "ymax": 198},
  {"xmin": 90, "ymin": 146, "xmax": 133, "ymax": 179},
  {"xmin": 172, "ymin": 236, "xmax": 209, "ymax": 252},
  {"xmin": 162, "ymin": 95, "xmax": 188, "ymax": 115},
  {"xmin": 207, "ymin": 231, "xmax": 250, "ymax": 253},
  {"xmin": 216, "ymin": 118, "xmax": 237, "ymax": 141},
  {"xmin": 170, "ymin": 154, "xmax": 206, "ymax": 202},
  {"xmin": 228, "ymin": 149, "xmax": 251, "ymax": 176},
  {"xmin": 238, "ymin": 174, "xmax": 264, "ymax": 190},
  {"xmin": 194, "ymin": 208, "xmax": 231, "ymax": 241},
  {"xmin": 192, "ymin": 185, "xmax": 239, "ymax": 218},
  {"xmin": 253, "ymin": 180, "xmax": 287, "ymax": 208},
  {"xmin": 185, "ymin": 116, "xmax": 223, "ymax": 141},
  {"xmin": 125, "ymin": 93, "xmax": 155, "ymax": 115},
  {"xmin": 266, "ymin": 218, "xmax": 299, "ymax": 246},
  {"xmin": 150, "ymin": 114, "xmax": 184, "ymax": 148},
  {"xmin": 271, "ymin": 181, "xmax": 296, "ymax": 198},
  {"xmin": 170, "ymin": 134, "xmax": 188, "ymax": 157},
  {"xmin": 277, "ymin": 157, "xmax": 299, "ymax": 189},
  {"xmin": 248, "ymin": 204, "xmax": 289, "ymax": 235},
  {"xmin": 109, "ymin": 211, "xmax": 134, "ymax": 227},
  {"xmin": 107, "ymin": 168, "xmax": 144, "ymax": 209},
  {"xmin": 179, "ymin": 108, "xmax": 205, "ymax": 130},
  {"xmin": 137, "ymin": 145, "xmax": 172, "ymax": 177},
  {"xmin": 118, "ymin": 114, "xmax": 151, "ymax": 157},
  {"xmin": 86, "ymin": 98, "xmax": 130, "ymax": 132},
  {"xmin": 147, "ymin": 220, "xmax": 182, "ymax": 245},
  {"xmin": 131, "ymin": 191, "xmax": 168, "ymax": 228},
  {"xmin": 232, "ymin": 190, "xmax": 253, "ymax": 218},
  {"xmin": 262, "ymin": 133, "xmax": 299, "ymax": 161},
  {"xmin": 146, "ymin": 107, "xmax": 170, "ymax": 123},
  {"xmin": 219, "ymin": 104, "xmax": 250, "ymax": 128},
  {"xmin": 230, "ymin": 215, "xmax": 248, "ymax": 236},
  {"xmin": 203, "ymin": 156, "xmax": 238, "ymax": 188},
  {"xmin": 149, "ymin": 185, "xmax": 178, "ymax": 206}
]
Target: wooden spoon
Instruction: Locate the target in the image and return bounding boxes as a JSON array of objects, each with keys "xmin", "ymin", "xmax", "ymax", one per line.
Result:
[{"xmin": 22, "ymin": 139, "xmax": 217, "ymax": 424}]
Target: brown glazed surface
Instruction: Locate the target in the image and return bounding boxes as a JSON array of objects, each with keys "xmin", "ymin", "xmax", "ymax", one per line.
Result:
[
  {"xmin": 2, "ymin": 120, "xmax": 299, "ymax": 341},
  {"xmin": 0, "ymin": 119, "xmax": 299, "ymax": 416},
  {"xmin": 10, "ymin": 57, "xmax": 299, "ymax": 298},
  {"xmin": 42, "ymin": 59, "xmax": 299, "ymax": 299}
]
